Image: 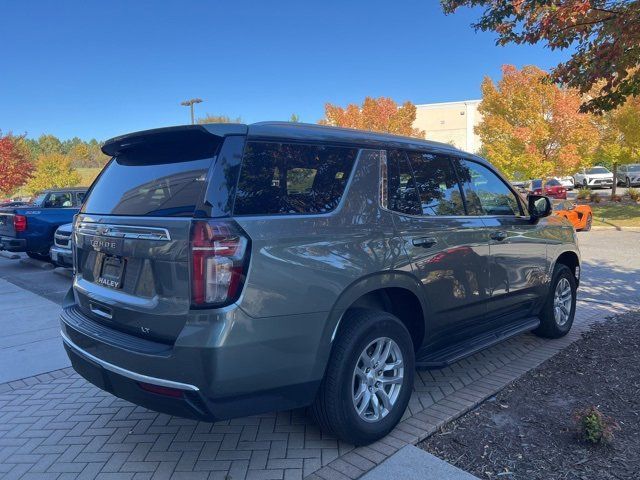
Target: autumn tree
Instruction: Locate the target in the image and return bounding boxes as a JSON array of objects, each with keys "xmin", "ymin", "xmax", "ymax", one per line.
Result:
[
  {"xmin": 320, "ymin": 97, "xmax": 425, "ymax": 138},
  {"xmin": 27, "ymin": 152, "xmax": 81, "ymax": 193},
  {"xmin": 0, "ymin": 132, "xmax": 33, "ymax": 196},
  {"xmin": 441, "ymin": 0, "xmax": 640, "ymax": 113},
  {"xmin": 476, "ymin": 65, "xmax": 598, "ymax": 180},
  {"xmin": 595, "ymin": 96, "xmax": 640, "ymax": 195},
  {"xmin": 197, "ymin": 114, "xmax": 242, "ymax": 124}
]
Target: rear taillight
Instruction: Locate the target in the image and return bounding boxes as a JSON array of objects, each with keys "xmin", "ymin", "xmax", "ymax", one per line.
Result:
[
  {"xmin": 190, "ymin": 220, "xmax": 250, "ymax": 308},
  {"xmin": 13, "ymin": 215, "xmax": 27, "ymax": 232}
]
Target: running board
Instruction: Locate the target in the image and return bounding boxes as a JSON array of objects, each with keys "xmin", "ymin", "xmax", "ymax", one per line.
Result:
[{"xmin": 415, "ymin": 317, "xmax": 540, "ymax": 369}]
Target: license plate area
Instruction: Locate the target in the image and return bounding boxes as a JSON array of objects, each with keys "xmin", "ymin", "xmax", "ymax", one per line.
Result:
[{"xmin": 97, "ymin": 255, "xmax": 126, "ymax": 289}]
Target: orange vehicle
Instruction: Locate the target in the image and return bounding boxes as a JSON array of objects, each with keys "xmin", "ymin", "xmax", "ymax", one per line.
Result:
[{"xmin": 553, "ymin": 201, "xmax": 593, "ymax": 231}]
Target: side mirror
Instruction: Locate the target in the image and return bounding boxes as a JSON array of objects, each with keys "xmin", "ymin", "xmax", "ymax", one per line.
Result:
[{"xmin": 528, "ymin": 195, "xmax": 552, "ymax": 220}]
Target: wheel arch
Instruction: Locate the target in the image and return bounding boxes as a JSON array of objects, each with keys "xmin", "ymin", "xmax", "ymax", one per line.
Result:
[
  {"xmin": 553, "ymin": 250, "xmax": 581, "ymax": 285},
  {"xmin": 310, "ymin": 271, "xmax": 429, "ymax": 381}
]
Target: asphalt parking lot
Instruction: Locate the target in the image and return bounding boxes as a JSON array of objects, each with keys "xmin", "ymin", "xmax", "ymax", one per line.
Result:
[{"xmin": 0, "ymin": 229, "xmax": 639, "ymax": 480}]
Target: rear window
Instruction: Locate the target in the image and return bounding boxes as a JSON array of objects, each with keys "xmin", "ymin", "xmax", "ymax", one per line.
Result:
[
  {"xmin": 81, "ymin": 135, "xmax": 219, "ymax": 217},
  {"xmin": 233, "ymin": 142, "xmax": 358, "ymax": 215}
]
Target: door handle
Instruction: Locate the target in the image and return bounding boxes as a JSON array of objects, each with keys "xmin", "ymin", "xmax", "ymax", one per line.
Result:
[
  {"xmin": 412, "ymin": 237, "xmax": 438, "ymax": 248},
  {"xmin": 490, "ymin": 231, "xmax": 508, "ymax": 241}
]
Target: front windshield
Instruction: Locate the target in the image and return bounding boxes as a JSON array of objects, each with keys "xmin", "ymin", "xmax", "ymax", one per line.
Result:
[
  {"xmin": 546, "ymin": 179, "xmax": 560, "ymax": 186},
  {"xmin": 31, "ymin": 193, "xmax": 47, "ymax": 206},
  {"xmin": 628, "ymin": 164, "xmax": 640, "ymax": 172},
  {"xmin": 588, "ymin": 167, "xmax": 609, "ymax": 174}
]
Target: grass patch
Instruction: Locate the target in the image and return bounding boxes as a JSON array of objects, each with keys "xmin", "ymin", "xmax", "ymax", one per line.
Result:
[
  {"xmin": 591, "ymin": 203, "xmax": 640, "ymax": 228},
  {"xmin": 76, "ymin": 167, "xmax": 102, "ymax": 186}
]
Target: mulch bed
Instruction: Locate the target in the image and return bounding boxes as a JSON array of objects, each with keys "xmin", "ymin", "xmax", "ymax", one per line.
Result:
[{"xmin": 419, "ymin": 312, "xmax": 640, "ymax": 479}]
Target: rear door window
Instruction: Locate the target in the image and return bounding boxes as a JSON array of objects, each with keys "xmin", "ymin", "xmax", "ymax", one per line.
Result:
[
  {"xmin": 386, "ymin": 149, "xmax": 421, "ymax": 215},
  {"xmin": 405, "ymin": 151, "xmax": 466, "ymax": 216},
  {"xmin": 233, "ymin": 142, "xmax": 358, "ymax": 215}
]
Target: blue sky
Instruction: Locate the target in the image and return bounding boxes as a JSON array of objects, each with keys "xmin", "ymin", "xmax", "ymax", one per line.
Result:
[{"xmin": 0, "ymin": 0, "xmax": 569, "ymax": 141}]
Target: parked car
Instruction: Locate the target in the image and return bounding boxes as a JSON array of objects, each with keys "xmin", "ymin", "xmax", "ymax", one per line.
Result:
[
  {"xmin": 60, "ymin": 123, "xmax": 580, "ymax": 445},
  {"xmin": 510, "ymin": 181, "xmax": 527, "ymax": 194},
  {"xmin": 50, "ymin": 223, "xmax": 74, "ymax": 268},
  {"xmin": 573, "ymin": 166, "xmax": 614, "ymax": 189},
  {"xmin": 616, "ymin": 164, "xmax": 640, "ymax": 187},
  {"xmin": 528, "ymin": 178, "xmax": 567, "ymax": 199},
  {"xmin": 553, "ymin": 201, "xmax": 592, "ymax": 232},
  {"xmin": 0, "ymin": 188, "xmax": 87, "ymax": 261},
  {"xmin": 558, "ymin": 176, "xmax": 575, "ymax": 190}
]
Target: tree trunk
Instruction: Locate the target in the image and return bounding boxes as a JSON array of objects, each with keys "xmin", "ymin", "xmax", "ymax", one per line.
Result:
[{"xmin": 612, "ymin": 163, "xmax": 617, "ymax": 197}]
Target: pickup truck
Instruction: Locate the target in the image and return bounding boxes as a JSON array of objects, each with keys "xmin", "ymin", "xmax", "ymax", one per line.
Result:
[{"xmin": 0, "ymin": 188, "xmax": 87, "ymax": 261}]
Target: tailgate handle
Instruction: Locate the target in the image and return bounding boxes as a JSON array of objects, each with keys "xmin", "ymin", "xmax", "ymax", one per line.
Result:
[{"xmin": 90, "ymin": 302, "xmax": 112, "ymax": 320}]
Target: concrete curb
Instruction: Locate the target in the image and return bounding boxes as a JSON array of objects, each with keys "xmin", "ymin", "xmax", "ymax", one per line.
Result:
[
  {"xmin": 591, "ymin": 226, "xmax": 640, "ymax": 231},
  {"xmin": 19, "ymin": 257, "xmax": 54, "ymax": 269},
  {"xmin": 0, "ymin": 251, "xmax": 20, "ymax": 259}
]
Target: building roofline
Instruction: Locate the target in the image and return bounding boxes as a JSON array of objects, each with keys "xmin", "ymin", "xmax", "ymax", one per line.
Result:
[{"xmin": 415, "ymin": 99, "xmax": 481, "ymax": 109}]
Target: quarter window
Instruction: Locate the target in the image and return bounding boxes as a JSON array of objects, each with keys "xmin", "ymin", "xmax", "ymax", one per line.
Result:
[
  {"xmin": 456, "ymin": 160, "xmax": 521, "ymax": 216},
  {"xmin": 233, "ymin": 142, "xmax": 357, "ymax": 215}
]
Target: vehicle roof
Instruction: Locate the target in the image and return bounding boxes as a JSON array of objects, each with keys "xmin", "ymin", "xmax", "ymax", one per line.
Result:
[{"xmin": 102, "ymin": 122, "xmax": 475, "ymax": 159}]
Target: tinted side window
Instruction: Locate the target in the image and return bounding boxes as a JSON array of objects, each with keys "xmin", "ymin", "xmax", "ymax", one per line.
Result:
[
  {"xmin": 46, "ymin": 192, "xmax": 73, "ymax": 208},
  {"xmin": 456, "ymin": 160, "xmax": 521, "ymax": 216},
  {"xmin": 405, "ymin": 152, "xmax": 466, "ymax": 216},
  {"xmin": 233, "ymin": 142, "xmax": 358, "ymax": 216},
  {"xmin": 386, "ymin": 150, "xmax": 421, "ymax": 215}
]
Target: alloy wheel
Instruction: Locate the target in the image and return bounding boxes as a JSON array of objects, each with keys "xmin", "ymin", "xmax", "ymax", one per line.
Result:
[
  {"xmin": 553, "ymin": 277, "xmax": 572, "ymax": 327},
  {"xmin": 352, "ymin": 337, "xmax": 404, "ymax": 422}
]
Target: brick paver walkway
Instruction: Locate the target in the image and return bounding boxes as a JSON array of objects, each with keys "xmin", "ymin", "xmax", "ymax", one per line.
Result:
[{"xmin": 0, "ymin": 298, "xmax": 635, "ymax": 480}]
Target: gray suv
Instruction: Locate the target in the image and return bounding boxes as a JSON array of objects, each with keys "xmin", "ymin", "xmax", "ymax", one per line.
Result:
[{"xmin": 61, "ymin": 123, "xmax": 580, "ymax": 445}]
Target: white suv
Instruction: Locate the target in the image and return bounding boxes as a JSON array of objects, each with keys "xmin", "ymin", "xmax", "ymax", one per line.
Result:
[{"xmin": 574, "ymin": 166, "xmax": 614, "ymax": 189}]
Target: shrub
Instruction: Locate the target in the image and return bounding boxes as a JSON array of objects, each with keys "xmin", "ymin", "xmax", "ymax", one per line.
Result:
[
  {"xmin": 591, "ymin": 192, "xmax": 601, "ymax": 203},
  {"xmin": 610, "ymin": 193, "xmax": 622, "ymax": 202},
  {"xmin": 576, "ymin": 188, "xmax": 590, "ymax": 200},
  {"xmin": 574, "ymin": 406, "xmax": 619, "ymax": 444},
  {"xmin": 628, "ymin": 188, "xmax": 640, "ymax": 202}
]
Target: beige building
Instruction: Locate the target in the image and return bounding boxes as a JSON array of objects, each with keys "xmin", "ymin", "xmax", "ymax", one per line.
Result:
[{"xmin": 413, "ymin": 100, "xmax": 482, "ymax": 154}]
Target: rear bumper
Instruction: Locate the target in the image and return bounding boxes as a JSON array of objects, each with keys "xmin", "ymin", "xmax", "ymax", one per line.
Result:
[
  {"xmin": 0, "ymin": 235, "xmax": 26, "ymax": 252},
  {"xmin": 50, "ymin": 246, "xmax": 73, "ymax": 268},
  {"xmin": 60, "ymin": 294, "xmax": 325, "ymax": 421}
]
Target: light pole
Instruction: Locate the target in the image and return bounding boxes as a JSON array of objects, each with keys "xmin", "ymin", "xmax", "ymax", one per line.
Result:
[{"xmin": 181, "ymin": 98, "xmax": 203, "ymax": 124}]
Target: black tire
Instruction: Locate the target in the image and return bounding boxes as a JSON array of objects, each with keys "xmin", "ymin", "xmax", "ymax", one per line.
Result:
[
  {"xmin": 583, "ymin": 179, "xmax": 588, "ymax": 189},
  {"xmin": 533, "ymin": 264, "xmax": 576, "ymax": 339},
  {"xmin": 312, "ymin": 309, "xmax": 415, "ymax": 445},
  {"xmin": 582, "ymin": 214, "xmax": 592, "ymax": 232},
  {"xmin": 26, "ymin": 251, "xmax": 51, "ymax": 262}
]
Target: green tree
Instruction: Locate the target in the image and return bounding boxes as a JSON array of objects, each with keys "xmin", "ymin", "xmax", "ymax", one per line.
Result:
[
  {"xmin": 197, "ymin": 114, "xmax": 242, "ymax": 124},
  {"xmin": 441, "ymin": 0, "xmax": 640, "ymax": 113},
  {"xmin": 595, "ymin": 97, "xmax": 640, "ymax": 195},
  {"xmin": 476, "ymin": 65, "xmax": 598, "ymax": 180},
  {"xmin": 289, "ymin": 113, "xmax": 300, "ymax": 122},
  {"xmin": 27, "ymin": 153, "xmax": 81, "ymax": 193},
  {"xmin": 37, "ymin": 134, "xmax": 63, "ymax": 155}
]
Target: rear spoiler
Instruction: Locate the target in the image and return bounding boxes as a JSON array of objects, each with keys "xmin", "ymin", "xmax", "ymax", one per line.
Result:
[{"xmin": 102, "ymin": 124, "xmax": 248, "ymax": 157}]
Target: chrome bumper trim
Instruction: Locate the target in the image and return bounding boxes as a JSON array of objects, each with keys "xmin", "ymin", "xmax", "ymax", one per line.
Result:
[{"xmin": 60, "ymin": 330, "xmax": 199, "ymax": 392}]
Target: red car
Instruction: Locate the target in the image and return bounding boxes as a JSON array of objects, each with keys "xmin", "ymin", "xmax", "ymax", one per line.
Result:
[{"xmin": 528, "ymin": 178, "xmax": 567, "ymax": 200}]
